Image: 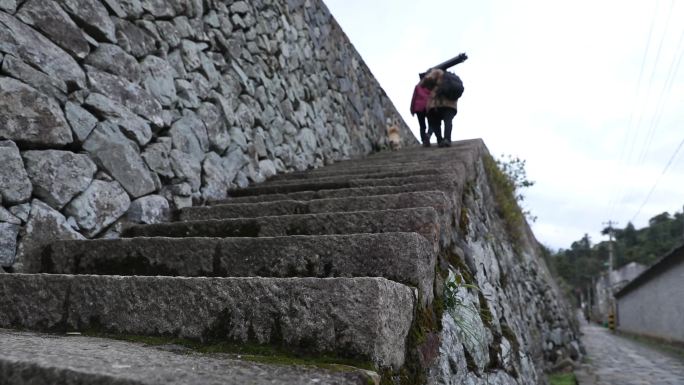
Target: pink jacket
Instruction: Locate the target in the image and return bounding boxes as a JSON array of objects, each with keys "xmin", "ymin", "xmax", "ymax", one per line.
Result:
[{"xmin": 410, "ymin": 84, "xmax": 430, "ymax": 114}]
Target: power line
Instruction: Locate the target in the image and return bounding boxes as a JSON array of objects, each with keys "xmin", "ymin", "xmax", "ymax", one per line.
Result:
[
  {"xmin": 630, "ymin": 135, "xmax": 684, "ymax": 224},
  {"xmin": 636, "ymin": 0, "xmax": 674, "ymax": 163},
  {"xmin": 608, "ymin": 0, "xmax": 661, "ymax": 218},
  {"xmin": 637, "ymin": 20, "xmax": 684, "ymax": 164}
]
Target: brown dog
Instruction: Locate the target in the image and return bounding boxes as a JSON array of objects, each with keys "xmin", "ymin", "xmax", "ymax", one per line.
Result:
[{"xmin": 387, "ymin": 118, "xmax": 401, "ymax": 151}]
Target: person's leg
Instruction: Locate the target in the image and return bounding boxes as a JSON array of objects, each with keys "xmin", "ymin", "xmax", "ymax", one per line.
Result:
[
  {"xmin": 417, "ymin": 111, "xmax": 429, "ymax": 145},
  {"xmin": 427, "ymin": 110, "xmax": 442, "ymax": 144},
  {"xmin": 441, "ymin": 107, "xmax": 457, "ymax": 146}
]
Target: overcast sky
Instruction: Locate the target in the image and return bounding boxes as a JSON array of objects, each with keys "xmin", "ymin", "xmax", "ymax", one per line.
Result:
[{"xmin": 324, "ymin": 0, "xmax": 684, "ymax": 250}]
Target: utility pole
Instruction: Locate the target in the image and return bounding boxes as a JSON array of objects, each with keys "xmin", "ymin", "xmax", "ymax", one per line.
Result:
[
  {"xmin": 603, "ymin": 220, "xmax": 618, "ymax": 276},
  {"xmin": 603, "ymin": 220, "xmax": 618, "ymax": 331}
]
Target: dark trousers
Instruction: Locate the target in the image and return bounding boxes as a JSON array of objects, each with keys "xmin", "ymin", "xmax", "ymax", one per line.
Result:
[
  {"xmin": 427, "ymin": 107, "xmax": 457, "ymax": 143},
  {"xmin": 416, "ymin": 112, "xmax": 429, "ymax": 143}
]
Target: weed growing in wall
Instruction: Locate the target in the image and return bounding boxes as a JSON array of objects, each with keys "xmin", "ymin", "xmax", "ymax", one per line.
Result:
[
  {"xmin": 482, "ymin": 154, "xmax": 535, "ymax": 250},
  {"xmin": 443, "ymin": 271, "xmax": 489, "ymax": 357}
]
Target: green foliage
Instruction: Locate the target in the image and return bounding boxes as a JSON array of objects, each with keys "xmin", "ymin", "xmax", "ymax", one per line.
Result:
[
  {"xmin": 548, "ymin": 372, "xmax": 576, "ymax": 385},
  {"xmin": 547, "ymin": 208, "xmax": 684, "ymax": 300},
  {"xmin": 611, "ymin": 212, "xmax": 684, "ymax": 267},
  {"xmin": 443, "ymin": 272, "xmax": 488, "ymax": 354},
  {"xmin": 494, "ymin": 154, "xmax": 536, "ymax": 222},
  {"xmin": 483, "ymin": 154, "xmax": 536, "ymax": 249}
]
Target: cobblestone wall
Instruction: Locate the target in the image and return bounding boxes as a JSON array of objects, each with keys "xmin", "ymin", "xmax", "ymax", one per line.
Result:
[
  {"xmin": 426, "ymin": 147, "xmax": 582, "ymax": 384},
  {"xmin": 0, "ymin": 0, "xmax": 414, "ymax": 271}
]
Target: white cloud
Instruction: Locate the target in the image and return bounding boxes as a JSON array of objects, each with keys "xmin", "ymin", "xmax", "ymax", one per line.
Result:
[{"xmin": 324, "ymin": 0, "xmax": 684, "ymax": 249}]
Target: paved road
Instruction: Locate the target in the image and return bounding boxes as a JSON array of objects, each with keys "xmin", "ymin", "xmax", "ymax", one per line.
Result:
[{"xmin": 578, "ymin": 323, "xmax": 684, "ymax": 385}]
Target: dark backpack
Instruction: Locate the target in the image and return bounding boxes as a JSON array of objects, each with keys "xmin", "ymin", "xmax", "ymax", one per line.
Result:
[{"xmin": 436, "ymin": 72, "xmax": 464, "ymax": 100}]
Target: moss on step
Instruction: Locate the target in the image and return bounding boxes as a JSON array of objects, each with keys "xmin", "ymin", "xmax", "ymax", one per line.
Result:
[
  {"xmin": 81, "ymin": 332, "xmax": 376, "ymax": 372},
  {"xmin": 548, "ymin": 372, "xmax": 576, "ymax": 385}
]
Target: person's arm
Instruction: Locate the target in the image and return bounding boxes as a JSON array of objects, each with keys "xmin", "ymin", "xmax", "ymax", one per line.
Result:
[{"xmin": 410, "ymin": 85, "xmax": 418, "ymax": 115}]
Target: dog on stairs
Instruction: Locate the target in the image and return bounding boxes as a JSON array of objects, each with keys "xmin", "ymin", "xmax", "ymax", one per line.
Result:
[{"xmin": 386, "ymin": 118, "xmax": 402, "ymax": 151}]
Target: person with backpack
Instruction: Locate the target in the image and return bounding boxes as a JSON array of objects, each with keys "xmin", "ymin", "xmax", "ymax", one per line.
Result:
[
  {"xmin": 420, "ymin": 53, "xmax": 467, "ymax": 147},
  {"xmin": 410, "ymin": 72, "xmax": 432, "ymax": 146}
]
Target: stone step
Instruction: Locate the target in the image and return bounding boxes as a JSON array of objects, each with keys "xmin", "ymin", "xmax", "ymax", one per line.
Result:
[
  {"xmin": 253, "ymin": 165, "xmax": 466, "ymax": 188},
  {"xmin": 181, "ymin": 191, "xmax": 450, "ymax": 220},
  {"xmin": 266, "ymin": 167, "xmax": 446, "ymax": 184},
  {"xmin": 122, "ymin": 207, "xmax": 441, "ymax": 248},
  {"xmin": 228, "ymin": 174, "xmax": 459, "ymax": 197},
  {"xmin": 42, "ymin": 233, "xmax": 436, "ymax": 305},
  {"xmin": 265, "ymin": 152, "xmax": 478, "ymax": 180},
  {"xmin": 0, "ymin": 275, "xmax": 414, "ymax": 369},
  {"xmin": 296, "ymin": 141, "xmax": 479, "ymax": 171},
  {"xmin": 273, "ymin": 154, "xmax": 468, "ymax": 179},
  {"xmin": 0, "ymin": 329, "xmax": 377, "ymax": 385},
  {"xmin": 212, "ymin": 182, "xmax": 456, "ymax": 204},
  {"xmin": 343, "ymin": 139, "xmax": 481, "ymax": 161},
  {"xmin": 306, "ymin": 145, "xmax": 481, "ymax": 176}
]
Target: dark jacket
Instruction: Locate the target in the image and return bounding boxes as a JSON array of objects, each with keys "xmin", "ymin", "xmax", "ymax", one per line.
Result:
[{"xmin": 420, "ymin": 69, "xmax": 458, "ymax": 111}]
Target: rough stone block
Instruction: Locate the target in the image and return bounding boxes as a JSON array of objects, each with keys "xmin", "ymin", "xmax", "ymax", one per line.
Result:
[
  {"xmin": 0, "ymin": 140, "xmax": 32, "ymax": 205},
  {"xmin": 180, "ymin": 191, "xmax": 450, "ymax": 221},
  {"xmin": 113, "ymin": 18, "xmax": 156, "ymax": 58},
  {"xmin": 55, "ymin": 0, "xmax": 117, "ymax": 43},
  {"xmin": 22, "ymin": 150, "xmax": 97, "ymax": 210},
  {"xmin": 84, "ymin": 93, "xmax": 152, "ymax": 146},
  {"xmin": 140, "ymin": 55, "xmax": 177, "ymax": 106},
  {"xmin": 86, "ymin": 66, "xmax": 164, "ymax": 127},
  {"xmin": 140, "ymin": 0, "xmax": 175, "ymax": 18},
  {"xmin": 0, "ymin": 78, "xmax": 72, "ymax": 147},
  {"xmin": 0, "ymin": 206, "xmax": 21, "ymax": 225},
  {"xmin": 43, "ymin": 232, "xmax": 435, "ymax": 304},
  {"xmin": 83, "ymin": 122, "xmax": 156, "ymax": 198},
  {"xmin": 84, "ymin": 43, "xmax": 142, "ymax": 83},
  {"xmin": 15, "ymin": 200, "xmax": 85, "ymax": 273},
  {"xmin": 217, "ymin": 182, "xmax": 455, "ymax": 205},
  {"xmin": 124, "ymin": 207, "xmax": 440, "ymax": 245},
  {"xmin": 127, "ymin": 195, "xmax": 170, "ymax": 224},
  {"xmin": 16, "ymin": 0, "xmax": 90, "ymax": 59},
  {"xmin": 141, "ymin": 138, "xmax": 174, "ymax": 178},
  {"xmin": 0, "ymin": 275, "xmax": 415, "ymax": 368},
  {"xmin": 0, "ymin": 222, "xmax": 19, "ymax": 266},
  {"xmin": 0, "ymin": 274, "xmax": 72, "ymax": 331},
  {"xmin": 228, "ymin": 174, "xmax": 458, "ymax": 197},
  {"xmin": 0, "ymin": 12, "xmax": 85, "ymax": 88},
  {"xmin": 64, "ymin": 180, "xmax": 131, "ymax": 237},
  {"xmin": 64, "ymin": 102, "xmax": 98, "ymax": 142},
  {"xmin": 0, "ymin": 0, "xmax": 16, "ymax": 13},
  {"xmin": 1, "ymin": 55, "xmax": 67, "ymax": 103}
]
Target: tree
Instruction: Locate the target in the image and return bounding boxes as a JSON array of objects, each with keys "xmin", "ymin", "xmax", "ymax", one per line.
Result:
[
  {"xmin": 546, "ymin": 206, "xmax": 684, "ymax": 296},
  {"xmin": 495, "ymin": 154, "xmax": 536, "ymax": 222},
  {"xmin": 648, "ymin": 212, "xmax": 671, "ymax": 226}
]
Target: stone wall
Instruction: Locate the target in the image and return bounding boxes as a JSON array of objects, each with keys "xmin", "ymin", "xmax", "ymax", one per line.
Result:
[
  {"xmin": 424, "ymin": 145, "xmax": 582, "ymax": 384},
  {"xmin": 0, "ymin": 0, "xmax": 414, "ymax": 271}
]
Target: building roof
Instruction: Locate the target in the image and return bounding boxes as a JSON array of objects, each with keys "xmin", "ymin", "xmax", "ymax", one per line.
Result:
[{"xmin": 615, "ymin": 243, "xmax": 684, "ymax": 298}]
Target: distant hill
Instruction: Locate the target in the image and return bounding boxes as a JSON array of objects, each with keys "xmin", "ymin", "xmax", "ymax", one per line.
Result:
[{"xmin": 547, "ymin": 209, "xmax": 684, "ymax": 295}]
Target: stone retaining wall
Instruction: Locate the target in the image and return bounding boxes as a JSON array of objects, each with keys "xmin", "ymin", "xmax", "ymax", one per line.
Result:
[{"xmin": 0, "ymin": 0, "xmax": 414, "ymax": 270}]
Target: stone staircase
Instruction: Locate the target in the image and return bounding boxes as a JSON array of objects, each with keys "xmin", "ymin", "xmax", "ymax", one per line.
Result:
[{"xmin": 0, "ymin": 139, "xmax": 524, "ymax": 384}]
